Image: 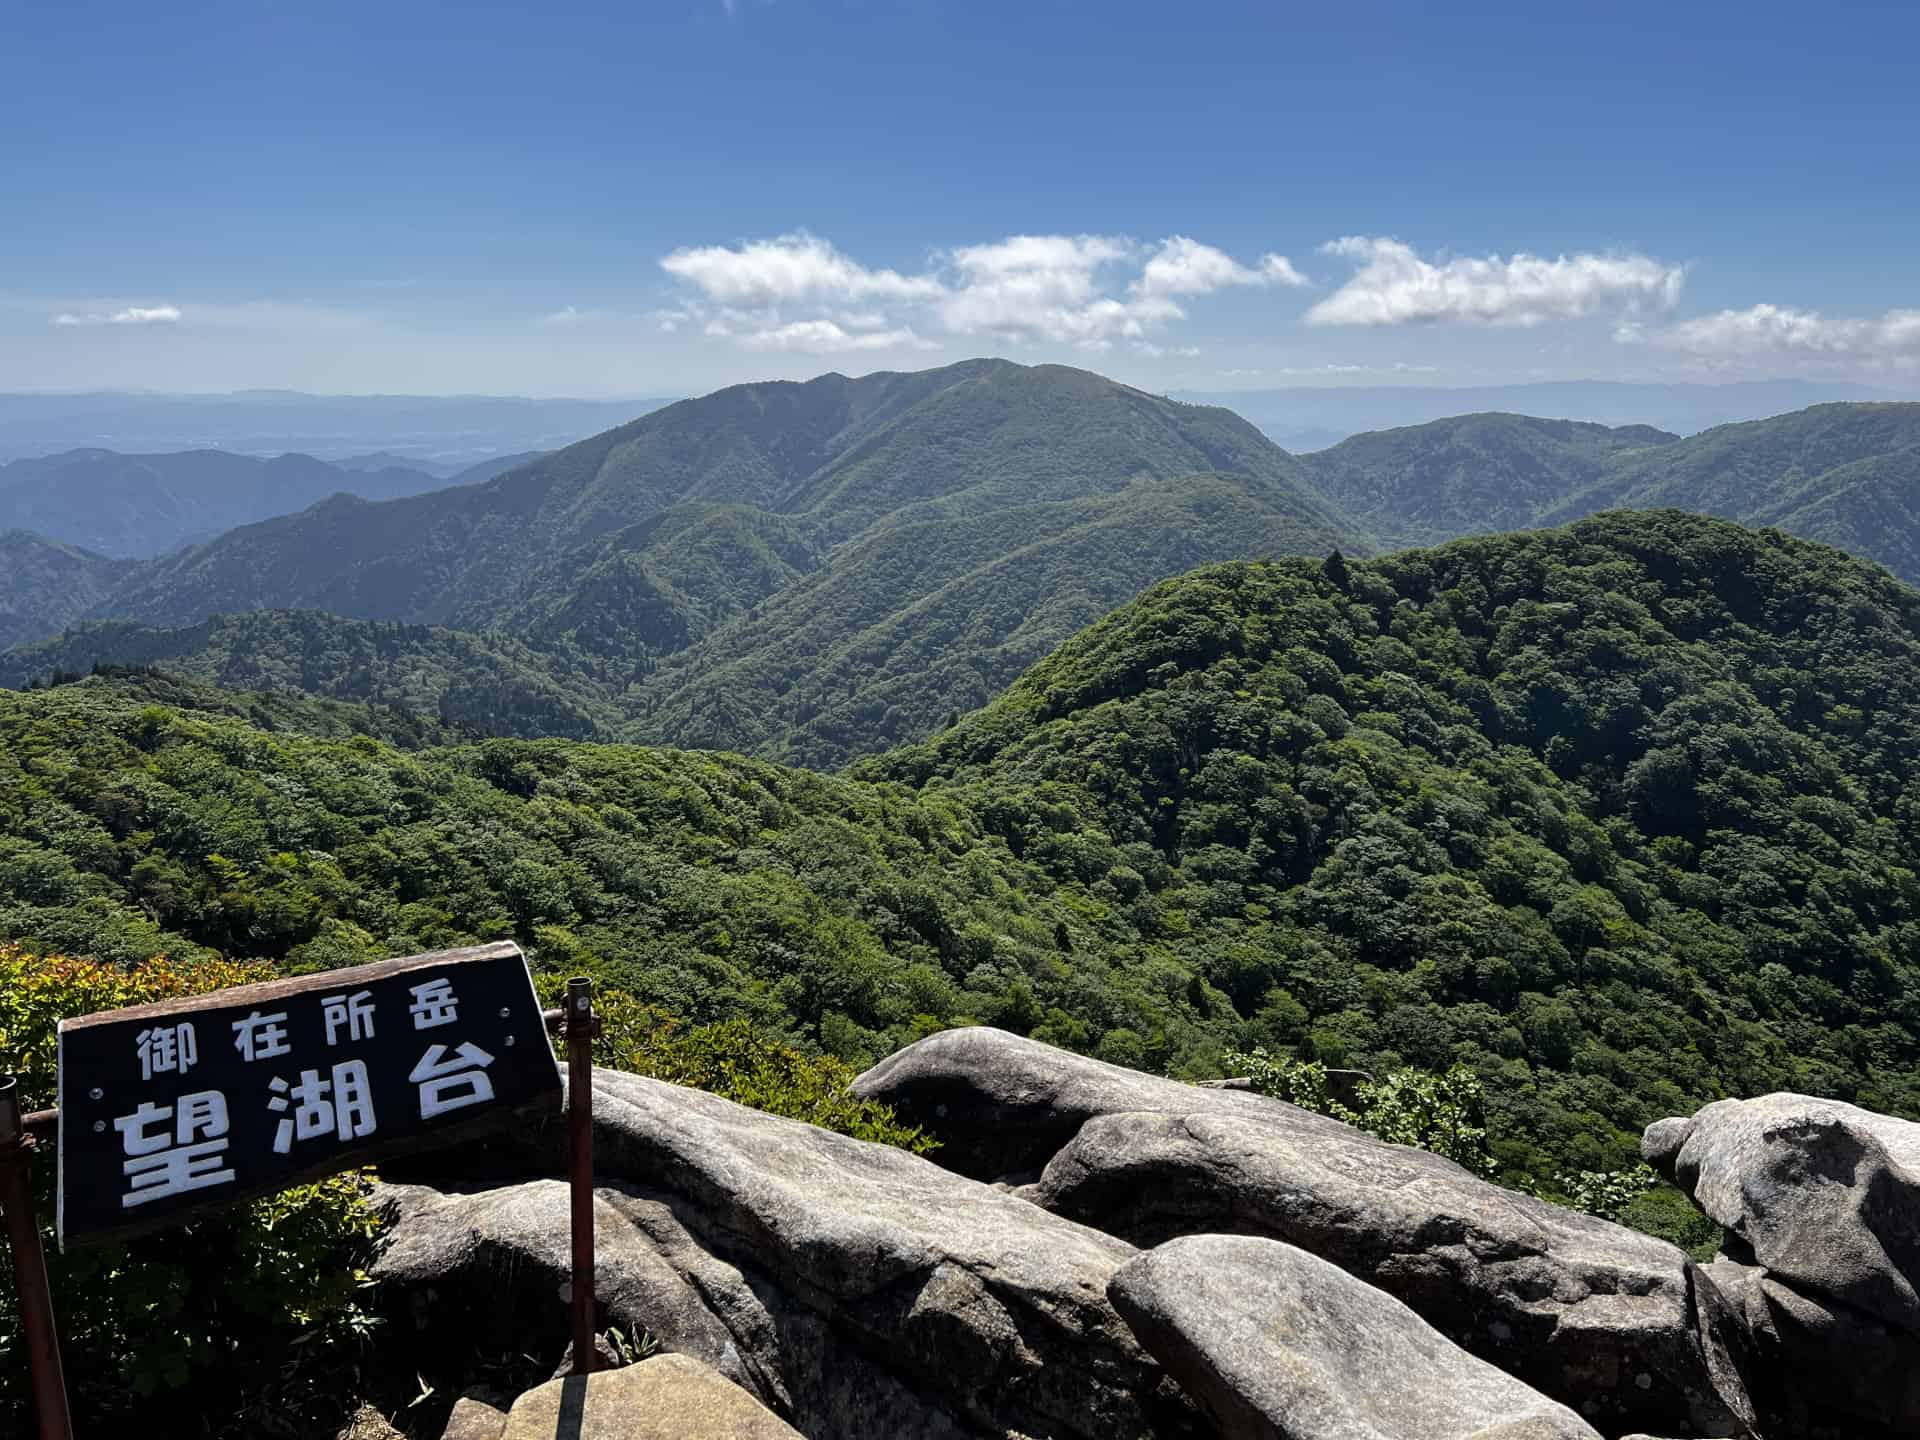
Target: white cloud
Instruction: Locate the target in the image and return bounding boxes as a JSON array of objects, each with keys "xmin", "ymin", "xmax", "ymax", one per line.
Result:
[
  {"xmin": 737, "ymin": 319, "xmax": 930, "ymax": 353},
  {"xmin": 657, "ymin": 231, "xmax": 1309, "ymax": 353},
  {"xmin": 660, "ymin": 232, "xmax": 944, "ymax": 307},
  {"xmin": 52, "ymin": 303, "xmax": 182, "ymax": 327},
  {"xmin": 542, "ymin": 305, "xmax": 583, "ymax": 326},
  {"xmin": 937, "ymin": 234, "xmax": 1183, "ymax": 344},
  {"xmin": 1307, "ymin": 237, "xmax": 1684, "ymax": 328},
  {"xmin": 1135, "ymin": 237, "xmax": 1308, "ymax": 297},
  {"xmin": 1626, "ymin": 303, "xmax": 1920, "ymax": 362}
]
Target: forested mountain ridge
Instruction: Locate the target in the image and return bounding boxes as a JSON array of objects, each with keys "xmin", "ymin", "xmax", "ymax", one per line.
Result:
[
  {"xmin": 867, "ymin": 510, "xmax": 1920, "ymax": 1166},
  {"xmin": 7, "ymin": 511, "xmax": 1920, "ymax": 1192},
  {"xmin": 1297, "ymin": 412, "xmax": 1678, "ymax": 547},
  {"xmin": 5, "ymin": 361, "xmax": 1359, "ymax": 758},
  {"xmin": 88, "ymin": 358, "xmax": 1351, "ymax": 635},
  {"xmin": 1310, "ymin": 401, "xmax": 1920, "ymax": 581},
  {"xmin": 1537, "ymin": 403, "xmax": 1920, "ymax": 582},
  {"xmin": 624, "ymin": 471, "xmax": 1350, "ymax": 766},
  {"xmin": 13, "ymin": 374, "xmax": 1920, "ymax": 777},
  {"xmin": 0, "ymin": 446, "xmax": 457, "ymax": 558},
  {"xmin": 0, "ymin": 611, "xmax": 617, "ymax": 739},
  {"xmin": 0, "ymin": 530, "xmax": 135, "ymax": 653}
]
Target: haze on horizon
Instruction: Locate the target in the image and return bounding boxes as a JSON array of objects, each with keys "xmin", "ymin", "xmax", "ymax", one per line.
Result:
[{"xmin": 3, "ymin": 0, "xmax": 1917, "ymax": 400}]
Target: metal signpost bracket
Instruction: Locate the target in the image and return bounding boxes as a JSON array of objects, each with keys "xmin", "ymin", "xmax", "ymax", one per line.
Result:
[{"xmin": 559, "ymin": 978, "xmax": 600, "ymax": 1376}]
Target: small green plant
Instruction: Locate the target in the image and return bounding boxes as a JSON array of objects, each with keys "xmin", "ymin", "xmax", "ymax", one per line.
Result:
[
  {"xmin": 602, "ymin": 1324, "xmax": 662, "ymax": 1367},
  {"xmin": 1224, "ymin": 1048, "xmax": 1498, "ymax": 1178}
]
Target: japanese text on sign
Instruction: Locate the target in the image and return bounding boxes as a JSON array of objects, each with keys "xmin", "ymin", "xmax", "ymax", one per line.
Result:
[{"xmin": 56, "ymin": 943, "xmax": 560, "ymax": 1248}]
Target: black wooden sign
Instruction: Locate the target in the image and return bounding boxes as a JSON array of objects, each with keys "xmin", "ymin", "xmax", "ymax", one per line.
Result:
[{"xmin": 55, "ymin": 942, "xmax": 561, "ymax": 1249}]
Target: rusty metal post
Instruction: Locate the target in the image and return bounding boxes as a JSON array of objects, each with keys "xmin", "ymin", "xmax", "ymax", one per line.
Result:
[
  {"xmin": 564, "ymin": 978, "xmax": 599, "ymax": 1376},
  {"xmin": 0, "ymin": 1075, "xmax": 73, "ymax": 1440}
]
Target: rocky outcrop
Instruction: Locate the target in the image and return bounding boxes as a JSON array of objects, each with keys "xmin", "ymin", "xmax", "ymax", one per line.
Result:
[
  {"xmin": 1643, "ymin": 1093, "xmax": 1920, "ymax": 1437},
  {"xmin": 1644, "ymin": 1093, "xmax": 1920, "ymax": 1335},
  {"xmin": 857, "ymin": 1029, "xmax": 1753, "ymax": 1437},
  {"xmin": 1697, "ymin": 1255, "xmax": 1920, "ymax": 1437},
  {"xmin": 498, "ymin": 1354, "xmax": 804, "ymax": 1440},
  {"xmin": 374, "ymin": 1068, "xmax": 1196, "ymax": 1440},
  {"xmin": 851, "ymin": 1023, "xmax": 1351, "ymax": 1182},
  {"xmin": 1108, "ymin": 1234, "xmax": 1604, "ymax": 1440}
]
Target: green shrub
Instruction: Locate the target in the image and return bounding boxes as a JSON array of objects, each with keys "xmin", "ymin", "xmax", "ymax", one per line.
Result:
[
  {"xmin": 535, "ymin": 975, "xmax": 936, "ymax": 1153},
  {"xmin": 1225, "ymin": 1047, "xmax": 1497, "ymax": 1178}
]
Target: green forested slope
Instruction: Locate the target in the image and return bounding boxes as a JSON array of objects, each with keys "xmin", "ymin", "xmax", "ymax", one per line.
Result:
[
  {"xmin": 1534, "ymin": 402, "xmax": 1920, "ymax": 580},
  {"xmin": 10, "ymin": 361, "xmax": 1356, "ymax": 757},
  {"xmin": 0, "ymin": 530, "xmax": 135, "ymax": 652},
  {"xmin": 1747, "ymin": 447, "xmax": 1920, "ymax": 581},
  {"xmin": 1298, "ymin": 412, "xmax": 1678, "ymax": 547},
  {"xmin": 868, "ymin": 510, "xmax": 1920, "ymax": 1168},
  {"xmin": 626, "ymin": 472, "xmax": 1350, "ymax": 766},
  {"xmin": 0, "ymin": 611, "xmax": 618, "ymax": 739},
  {"xmin": 6, "ymin": 511, "xmax": 1920, "ymax": 1186},
  {"xmin": 89, "ymin": 359, "xmax": 1346, "ymax": 635},
  {"xmin": 1296, "ymin": 401, "xmax": 1920, "ymax": 584}
]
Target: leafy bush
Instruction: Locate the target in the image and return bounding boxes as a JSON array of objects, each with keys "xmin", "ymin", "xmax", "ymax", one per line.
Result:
[
  {"xmin": 1552, "ymin": 1164, "xmax": 1659, "ymax": 1223},
  {"xmin": 1226, "ymin": 1047, "xmax": 1497, "ymax": 1178},
  {"xmin": 0, "ymin": 945, "xmax": 383, "ymax": 1436},
  {"xmin": 534, "ymin": 974, "xmax": 936, "ymax": 1153}
]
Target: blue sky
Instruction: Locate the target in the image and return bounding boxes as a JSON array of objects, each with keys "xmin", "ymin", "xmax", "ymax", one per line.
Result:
[{"xmin": 4, "ymin": 0, "xmax": 1918, "ymax": 396}]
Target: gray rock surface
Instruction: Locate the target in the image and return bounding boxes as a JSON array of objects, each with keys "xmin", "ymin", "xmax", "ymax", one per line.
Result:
[
  {"xmin": 374, "ymin": 1067, "xmax": 1195, "ymax": 1440},
  {"xmin": 852, "ymin": 1024, "xmax": 1349, "ymax": 1181},
  {"xmin": 858, "ymin": 1029, "xmax": 1753, "ymax": 1437},
  {"xmin": 1644, "ymin": 1093, "xmax": 1920, "ymax": 1336},
  {"xmin": 1108, "ymin": 1234, "xmax": 1604, "ymax": 1440},
  {"xmin": 499, "ymin": 1354, "xmax": 804, "ymax": 1439},
  {"xmin": 438, "ymin": 1392, "xmax": 509, "ymax": 1440},
  {"xmin": 1698, "ymin": 1254, "xmax": 1920, "ymax": 1437}
]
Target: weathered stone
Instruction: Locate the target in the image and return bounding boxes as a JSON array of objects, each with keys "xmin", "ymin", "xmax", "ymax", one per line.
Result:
[
  {"xmin": 1698, "ymin": 1255, "xmax": 1920, "ymax": 1438},
  {"xmin": 857, "ymin": 1028, "xmax": 1753, "ymax": 1437},
  {"xmin": 438, "ymin": 1392, "xmax": 509, "ymax": 1440},
  {"xmin": 374, "ymin": 1067, "xmax": 1197, "ymax": 1440},
  {"xmin": 1644, "ymin": 1093, "xmax": 1920, "ymax": 1337},
  {"xmin": 852, "ymin": 1024, "xmax": 1349, "ymax": 1181},
  {"xmin": 1109, "ymin": 1234, "xmax": 1603, "ymax": 1440},
  {"xmin": 499, "ymin": 1353, "xmax": 803, "ymax": 1439}
]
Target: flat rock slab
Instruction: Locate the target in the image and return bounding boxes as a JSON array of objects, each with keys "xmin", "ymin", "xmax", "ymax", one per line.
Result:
[
  {"xmin": 1645, "ymin": 1093, "xmax": 1920, "ymax": 1336},
  {"xmin": 500, "ymin": 1354, "xmax": 803, "ymax": 1439},
  {"xmin": 375, "ymin": 1067, "xmax": 1197, "ymax": 1440},
  {"xmin": 858, "ymin": 1029, "xmax": 1752, "ymax": 1437},
  {"xmin": 438, "ymin": 1393, "xmax": 510, "ymax": 1440},
  {"xmin": 1109, "ymin": 1234, "xmax": 1603, "ymax": 1440}
]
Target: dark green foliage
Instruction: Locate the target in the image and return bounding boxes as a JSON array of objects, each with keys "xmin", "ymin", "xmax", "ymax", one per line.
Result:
[
  {"xmin": 626, "ymin": 472, "xmax": 1356, "ymax": 767},
  {"xmin": 9, "ymin": 510, "xmax": 1920, "ymax": 1201},
  {"xmin": 870, "ymin": 509, "xmax": 1920, "ymax": 1176}
]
